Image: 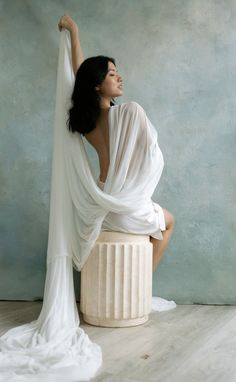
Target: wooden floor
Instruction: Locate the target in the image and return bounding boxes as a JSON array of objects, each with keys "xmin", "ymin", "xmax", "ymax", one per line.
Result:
[{"xmin": 0, "ymin": 301, "xmax": 236, "ymax": 382}]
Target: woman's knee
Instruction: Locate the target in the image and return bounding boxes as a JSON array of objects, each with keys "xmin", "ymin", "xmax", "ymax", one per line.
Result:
[{"xmin": 163, "ymin": 208, "xmax": 175, "ymax": 230}]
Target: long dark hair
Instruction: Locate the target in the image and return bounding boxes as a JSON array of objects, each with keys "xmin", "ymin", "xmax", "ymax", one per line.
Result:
[{"xmin": 67, "ymin": 55, "xmax": 116, "ymax": 135}]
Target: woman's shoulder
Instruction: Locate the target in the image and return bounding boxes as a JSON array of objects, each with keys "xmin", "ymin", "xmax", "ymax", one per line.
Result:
[{"xmin": 119, "ymin": 101, "xmax": 145, "ymax": 114}]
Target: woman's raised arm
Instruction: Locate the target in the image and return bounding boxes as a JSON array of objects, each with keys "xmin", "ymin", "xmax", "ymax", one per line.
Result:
[{"xmin": 58, "ymin": 14, "xmax": 84, "ymax": 76}]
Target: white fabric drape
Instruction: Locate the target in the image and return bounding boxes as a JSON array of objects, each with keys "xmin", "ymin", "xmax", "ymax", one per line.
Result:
[
  {"xmin": 0, "ymin": 30, "xmax": 175, "ymax": 381},
  {"xmin": 46, "ymin": 30, "xmax": 166, "ymax": 273},
  {"xmin": 0, "ymin": 31, "xmax": 103, "ymax": 382}
]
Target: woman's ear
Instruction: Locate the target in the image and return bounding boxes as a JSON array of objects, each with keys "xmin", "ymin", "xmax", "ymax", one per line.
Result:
[{"xmin": 95, "ymin": 86, "xmax": 100, "ymax": 91}]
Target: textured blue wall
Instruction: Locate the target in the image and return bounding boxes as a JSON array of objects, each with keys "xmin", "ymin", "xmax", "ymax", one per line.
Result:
[{"xmin": 0, "ymin": 0, "xmax": 235, "ymax": 303}]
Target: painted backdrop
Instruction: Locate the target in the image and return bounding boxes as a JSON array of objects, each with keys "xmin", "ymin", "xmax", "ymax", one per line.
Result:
[{"xmin": 0, "ymin": 0, "xmax": 235, "ymax": 303}]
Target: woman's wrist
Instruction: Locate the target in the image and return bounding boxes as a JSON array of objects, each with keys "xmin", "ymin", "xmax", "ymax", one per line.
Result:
[{"xmin": 70, "ymin": 24, "xmax": 79, "ymax": 36}]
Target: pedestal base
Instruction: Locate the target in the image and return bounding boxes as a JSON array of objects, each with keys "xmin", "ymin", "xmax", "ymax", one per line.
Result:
[{"xmin": 82, "ymin": 314, "xmax": 149, "ymax": 328}]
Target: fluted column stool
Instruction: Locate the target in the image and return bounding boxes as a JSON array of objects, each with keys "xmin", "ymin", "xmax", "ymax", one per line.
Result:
[{"xmin": 80, "ymin": 231, "xmax": 153, "ymax": 327}]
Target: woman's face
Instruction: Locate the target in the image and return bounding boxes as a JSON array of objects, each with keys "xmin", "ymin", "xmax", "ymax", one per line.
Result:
[{"xmin": 97, "ymin": 61, "xmax": 123, "ymax": 98}]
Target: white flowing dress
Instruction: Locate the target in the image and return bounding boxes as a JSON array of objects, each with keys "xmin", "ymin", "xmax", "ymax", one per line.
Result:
[{"xmin": 0, "ymin": 30, "xmax": 175, "ymax": 382}]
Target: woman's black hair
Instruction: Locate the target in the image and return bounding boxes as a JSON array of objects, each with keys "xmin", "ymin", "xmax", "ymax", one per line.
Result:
[{"xmin": 67, "ymin": 55, "xmax": 116, "ymax": 135}]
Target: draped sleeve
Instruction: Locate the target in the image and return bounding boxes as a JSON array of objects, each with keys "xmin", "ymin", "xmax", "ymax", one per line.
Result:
[{"xmin": 105, "ymin": 101, "xmax": 164, "ymax": 201}]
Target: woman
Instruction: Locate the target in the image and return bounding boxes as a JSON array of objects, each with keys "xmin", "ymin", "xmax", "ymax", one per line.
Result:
[{"xmin": 58, "ymin": 14, "xmax": 175, "ymax": 272}]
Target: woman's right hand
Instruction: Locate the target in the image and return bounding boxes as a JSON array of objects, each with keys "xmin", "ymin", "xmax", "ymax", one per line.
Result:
[{"xmin": 58, "ymin": 14, "xmax": 78, "ymax": 34}]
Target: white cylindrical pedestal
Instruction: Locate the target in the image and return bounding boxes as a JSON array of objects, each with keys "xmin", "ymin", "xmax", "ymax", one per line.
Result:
[{"xmin": 80, "ymin": 231, "xmax": 153, "ymax": 327}]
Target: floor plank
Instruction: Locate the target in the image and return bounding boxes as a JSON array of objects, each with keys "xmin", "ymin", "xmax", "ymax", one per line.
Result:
[{"xmin": 0, "ymin": 302, "xmax": 236, "ymax": 381}]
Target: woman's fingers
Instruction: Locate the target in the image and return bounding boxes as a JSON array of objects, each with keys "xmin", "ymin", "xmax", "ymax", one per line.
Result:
[
  {"xmin": 58, "ymin": 14, "xmax": 77, "ymax": 32},
  {"xmin": 58, "ymin": 15, "xmax": 66, "ymax": 31}
]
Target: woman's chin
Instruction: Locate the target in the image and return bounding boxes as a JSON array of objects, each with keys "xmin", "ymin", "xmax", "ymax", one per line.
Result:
[{"xmin": 115, "ymin": 90, "xmax": 123, "ymax": 97}]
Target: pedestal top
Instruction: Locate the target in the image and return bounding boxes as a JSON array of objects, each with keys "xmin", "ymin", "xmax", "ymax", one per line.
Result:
[{"xmin": 97, "ymin": 231, "xmax": 151, "ymax": 243}]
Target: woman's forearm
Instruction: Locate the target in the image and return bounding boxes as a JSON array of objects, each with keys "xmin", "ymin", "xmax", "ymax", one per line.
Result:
[{"xmin": 70, "ymin": 27, "xmax": 84, "ymax": 76}]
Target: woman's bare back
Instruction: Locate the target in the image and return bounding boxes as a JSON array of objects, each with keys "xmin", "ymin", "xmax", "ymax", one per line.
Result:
[{"xmin": 84, "ymin": 110, "xmax": 110, "ymax": 182}]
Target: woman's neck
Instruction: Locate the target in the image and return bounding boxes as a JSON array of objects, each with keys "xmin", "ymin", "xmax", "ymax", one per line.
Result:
[{"xmin": 99, "ymin": 97, "xmax": 112, "ymax": 109}]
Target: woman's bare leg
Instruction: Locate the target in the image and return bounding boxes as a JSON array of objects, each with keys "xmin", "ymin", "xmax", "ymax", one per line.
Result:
[{"xmin": 150, "ymin": 208, "xmax": 175, "ymax": 272}]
